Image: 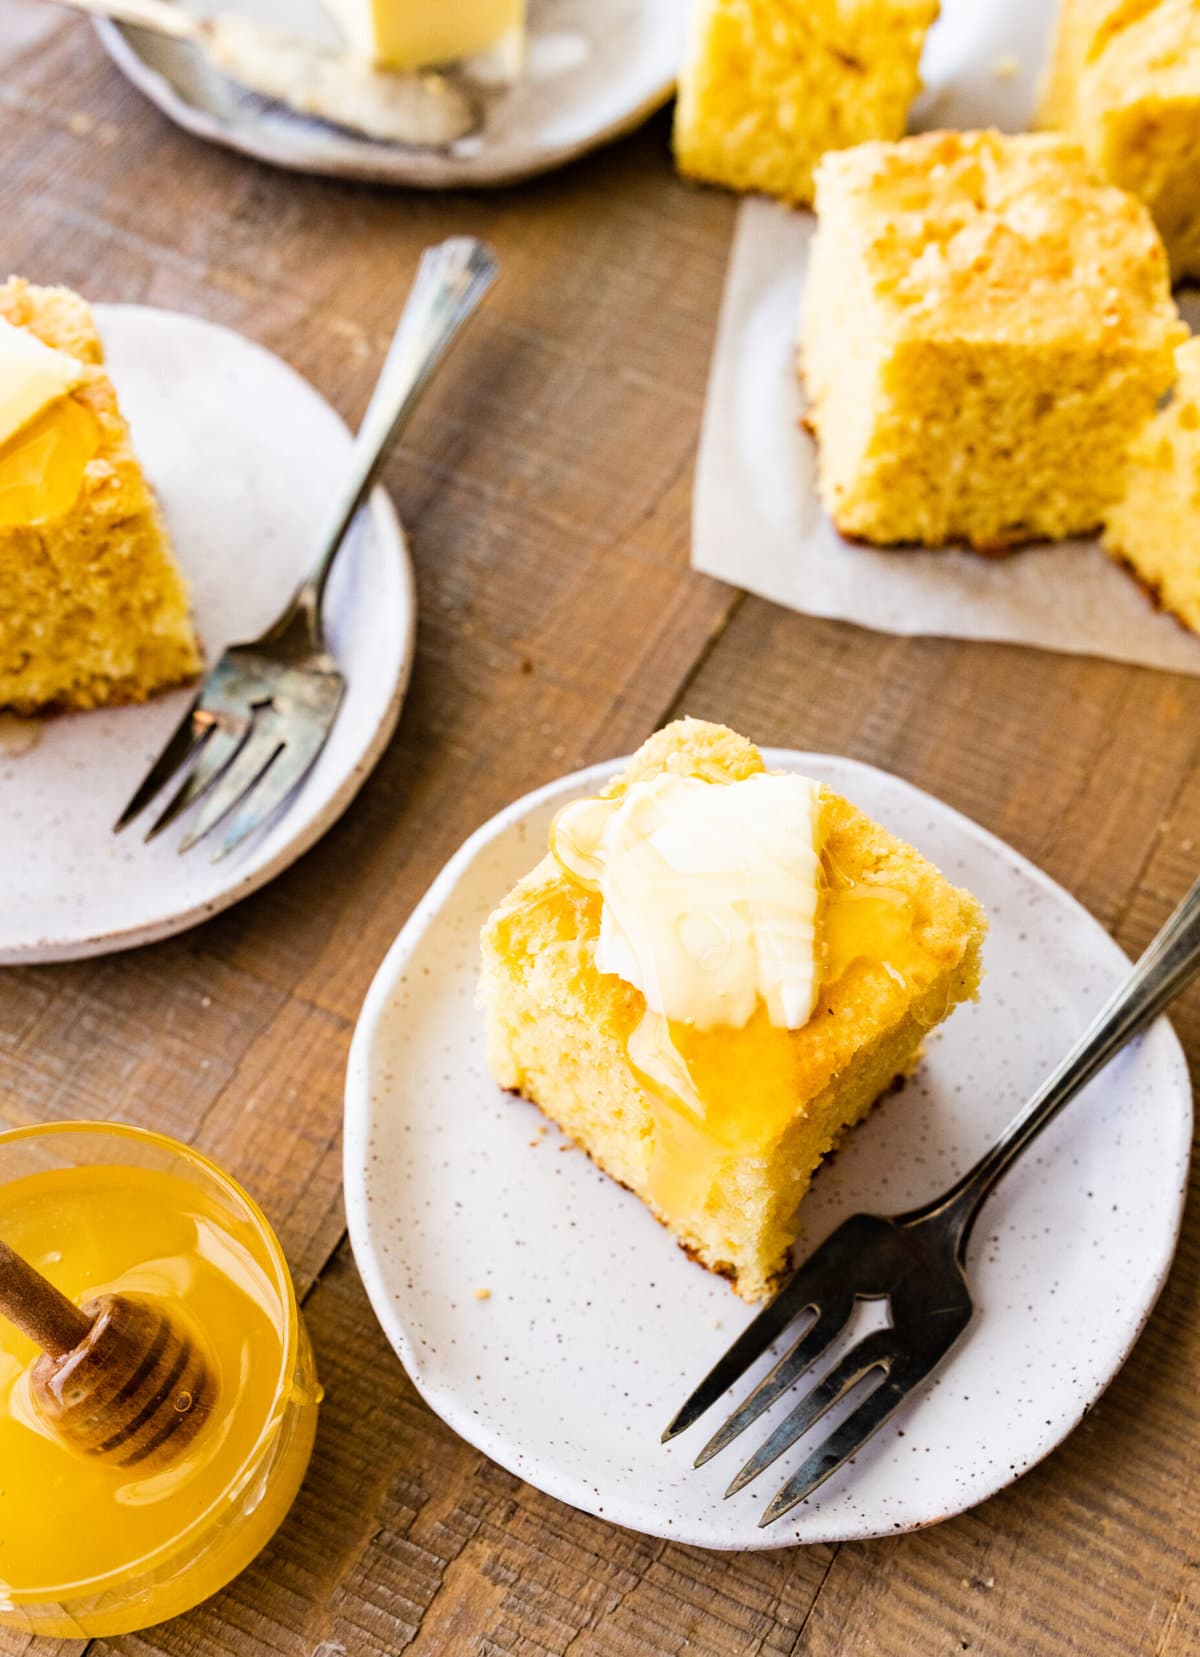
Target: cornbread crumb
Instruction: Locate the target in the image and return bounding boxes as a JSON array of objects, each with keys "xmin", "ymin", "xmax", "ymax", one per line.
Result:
[
  {"xmin": 473, "ymin": 1287, "xmax": 492, "ymax": 1301},
  {"xmin": 673, "ymin": 0, "xmax": 939, "ymax": 206},
  {"xmin": 1104, "ymin": 337, "xmax": 1200, "ymax": 632},
  {"xmin": 993, "ymin": 53, "xmax": 1020, "ymax": 79},
  {"xmin": 0, "ymin": 278, "xmax": 201, "ymax": 713},
  {"xmin": 802, "ymin": 129, "xmax": 1185, "ymax": 549},
  {"xmin": 1040, "ymin": 0, "xmax": 1200, "ymax": 281},
  {"xmin": 479, "ymin": 718, "xmax": 986, "ymax": 1302}
]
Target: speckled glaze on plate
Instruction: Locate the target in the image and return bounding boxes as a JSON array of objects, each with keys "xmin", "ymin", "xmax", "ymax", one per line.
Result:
[
  {"xmin": 94, "ymin": 0, "xmax": 690, "ymax": 188},
  {"xmin": 0, "ymin": 306, "xmax": 414, "ymax": 963},
  {"xmin": 344, "ymin": 753, "xmax": 1191, "ymax": 1548}
]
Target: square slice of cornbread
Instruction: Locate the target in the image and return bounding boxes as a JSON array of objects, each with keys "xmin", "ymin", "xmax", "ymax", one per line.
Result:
[
  {"xmin": 672, "ymin": 0, "xmax": 939, "ymax": 207},
  {"xmin": 1040, "ymin": 0, "xmax": 1200, "ymax": 283},
  {"xmin": 1104, "ymin": 338, "xmax": 1200, "ymax": 631},
  {"xmin": 801, "ymin": 130, "xmax": 1186, "ymax": 551},
  {"xmin": 0, "ymin": 278, "xmax": 201, "ymax": 714},
  {"xmin": 478, "ymin": 719, "xmax": 986, "ymax": 1302}
]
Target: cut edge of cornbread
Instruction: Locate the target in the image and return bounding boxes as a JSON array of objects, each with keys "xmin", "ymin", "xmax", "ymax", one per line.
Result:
[
  {"xmin": 801, "ymin": 129, "xmax": 1186, "ymax": 551},
  {"xmin": 0, "ymin": 277, "xmax": 202, "ymax": 715},
  {"xmin": 1103, "ymin": 336, "xmax": 1200, "ymax": 635},
  {"xmin": 672, "ymin": 0, "xmax": 940, "ymax": 207},
  {"xmin": 1038, "ymin": 0, "xmax": 1200, "ymax": 283},
  {"xmin": 478, "ymin": 718, "xmax": 988, "ymax": 1302}
]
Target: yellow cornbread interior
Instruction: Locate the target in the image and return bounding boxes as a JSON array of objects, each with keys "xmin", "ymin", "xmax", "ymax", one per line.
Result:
[
  {"xmin": 0, "ymin": 278, "xmax": 201, "ymax": 714},
  {"xmin": 1104, "ymin": 337, "xmax": 1200, "ymax": 633},
  {"xmin": 673, "ymin": 0, "xmax": 939, "ymax": 206},
  {"xmin": 1040, "ymin": 0, "xmax": 1200, "ymax": 282},
  {"xmin": 478, "ymin": 719, "xmax": 987, "ymax": 1302},
  {"xmin": 802, "ymin": 129, "xmax": 1185, "ymax": 550}
]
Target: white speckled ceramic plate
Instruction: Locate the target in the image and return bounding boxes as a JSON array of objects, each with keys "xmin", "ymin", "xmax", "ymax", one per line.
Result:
[
  {"xmin": 344, "ymin": 753, "xmax": 1191, "ymax": 1547},
  {"xmin": 0, "ymin": 305, "xmax": 414, "ymax": 963},
  {"xmin": 94, "ymin": 0, "xmax": 689, "ymax": 188}
]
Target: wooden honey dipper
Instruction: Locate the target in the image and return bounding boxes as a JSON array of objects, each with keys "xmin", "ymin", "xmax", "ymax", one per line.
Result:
[{"xmin": 0, "ymin": 1238, "xmax": 216, "ymax": 1469}]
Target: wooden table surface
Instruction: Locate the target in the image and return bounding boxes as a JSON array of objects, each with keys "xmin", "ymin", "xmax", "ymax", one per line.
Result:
[{"xmin": 3, "ymin": 8, "xmax": 1199, "ymax": 1653}]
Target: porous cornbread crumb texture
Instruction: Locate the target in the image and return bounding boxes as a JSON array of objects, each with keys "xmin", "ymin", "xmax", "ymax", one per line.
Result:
[
  {"xmin": 0, "ymin": 277, "xmax": 201, "ymax": 714},
  {"xmin": 1040, "ymin": 0, "xmax": 1200, "ymax": 282},
  {"xmin": 801, "ymin": 130, "xmax": 1185, "ymax": 551},
  {"xmin": 478, "ymin": 719, "xmax": 987, "ymax": 1302},
  {"xmin": 672, "ymin": 0, "xmax": 939, "ymax": 206},
  {"xmin": 1104, "ymin": 338, "xmax": 1200, "ymax": 631}
]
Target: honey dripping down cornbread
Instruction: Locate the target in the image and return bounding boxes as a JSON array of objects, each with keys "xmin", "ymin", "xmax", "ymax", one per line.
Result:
[
  {"xmin": 0, "ymin": 278, "xmax": 200, "ymax": 714},
  {"xmin": 1104, "ymin": 338, "xmax": 1200, "ymax": 632},
  {"xmin": 801, "ymin": 129, "xmax": 1186, "ymax": 551},
  {"xmin": 673, "ymin": 0, "xmax": 939, "ymax": 207},
  {"xmin": 1040, "ymin": 0, "xmax": 1200, "ymax": 283},
  {"xmin": 478, "ymin": 720, "xmax": 986, "ymax": 1303}
]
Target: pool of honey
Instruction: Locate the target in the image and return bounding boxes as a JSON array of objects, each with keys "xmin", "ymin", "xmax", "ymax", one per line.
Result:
[
  {"xmin": 0, "ymin": 1163, "xmax": 317, "ymax": 1634},
  {"xmin": 0, "ymin": 393, "xmax": 98, "ymax": 529}
]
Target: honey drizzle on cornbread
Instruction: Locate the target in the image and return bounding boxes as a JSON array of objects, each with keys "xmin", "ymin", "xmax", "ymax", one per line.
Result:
[
  {"xmin": 0, "ymin": 395, "xmax": 99, "ymax": 529},
  {"xmin": 550, "ymin": 797, "xmax": 939, "ymax": 1216}
]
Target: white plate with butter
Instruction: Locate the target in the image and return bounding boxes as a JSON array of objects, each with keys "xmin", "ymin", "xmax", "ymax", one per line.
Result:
[
  {"xmin": 94, "ymin": 0, "xmax": 690, "ymax": 187},
  {"xmin": 344, "ymin": 751, "xmax": 1191, "ymax": 1548},
  {"xmin": 0, "ymin": 305, "xmax": 413, "ymax": 963}
]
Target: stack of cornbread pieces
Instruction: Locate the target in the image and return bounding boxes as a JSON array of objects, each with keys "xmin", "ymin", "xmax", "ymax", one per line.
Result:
[{"xmin": 674, "ymin": 0, "xmax": 1200, "ymax": 635}]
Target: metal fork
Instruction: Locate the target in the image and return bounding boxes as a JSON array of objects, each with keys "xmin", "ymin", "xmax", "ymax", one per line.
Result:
[
  {"xmin": 664, "ymin": 872, "xmax": 1200, "ymax": 1527},
  {"xmin": 114, "ymin": 235, "xmax": 497, "ymax": 860}
]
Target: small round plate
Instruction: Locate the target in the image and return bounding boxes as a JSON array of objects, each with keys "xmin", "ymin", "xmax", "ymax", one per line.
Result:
[
  {"xmin": 345, "ymin": 752, "xmax": 1191, "ymax": 1548},
  {"xmin": 0, "ymin": 305, "xmax": 414, "ymax": 963},
  {"xmin": 94, "ymin": 0, "xmax": 689, "ymax": 188}
]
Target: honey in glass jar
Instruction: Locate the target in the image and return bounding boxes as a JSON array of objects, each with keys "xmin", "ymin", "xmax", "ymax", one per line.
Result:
[{"xmin": 0, "ymin": 1123, "xmax": 320, "ymax": 1639}]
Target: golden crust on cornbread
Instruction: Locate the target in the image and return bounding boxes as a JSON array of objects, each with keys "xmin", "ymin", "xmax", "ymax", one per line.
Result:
[
  {"xmin": 1104, "ymin": 338, "xmax": 1200, "ymax": 633},
  {"xmin": 0, "ymin": 277, "xmax": 201, "ymax": 714},
  {"xmin": 672, "ymin": 0, "xmax": 939, "ymax": 207},
  {"xmin": 479, "ymin": 718, "xmax": 987, "ymax": 1302},
  {"xmin": 1040, "ymin": 0, "xmax": 1200, "ymax": 282},
  {"xmin": 801, "ymin": 129, "xmax": 1185, "ymax": 551}
]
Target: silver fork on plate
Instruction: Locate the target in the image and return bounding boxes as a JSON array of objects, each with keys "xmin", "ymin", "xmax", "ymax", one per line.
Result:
[
  {"xmin": 664, "ymin": 872, "xmax": 1200, "ymax": 1527},
  {"xmin": 114, "ymin": 235, "xmax": 497, "ymax": 860}
]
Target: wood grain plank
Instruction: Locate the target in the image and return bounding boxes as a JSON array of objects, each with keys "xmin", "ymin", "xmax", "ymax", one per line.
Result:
[
  {"xmin": 0, "ymin": 949, "xmax": 287, "ymax": 1141},
  {"xmin": 0, "ymin": 949, "xmax": 346, "ymax": 1289}
]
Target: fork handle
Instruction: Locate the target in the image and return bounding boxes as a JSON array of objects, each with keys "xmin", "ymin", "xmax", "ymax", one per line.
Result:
[
  {"xmin": 281, "ymin": 237, "xmax": 497, "ymax": 647},
  {"xmin": 930, "ymin": 871, "xmax": 1200, "ymax": 1247}
]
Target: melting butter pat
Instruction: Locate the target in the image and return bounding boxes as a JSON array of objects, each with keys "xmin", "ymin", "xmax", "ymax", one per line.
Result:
[
  {"xmin": 0, "ymin": 317, "xmax": 88, "ymax": 449},
  {"xmin": 552, "ymin": 772, "xmax": 824, "ymax": 1031},
  {"xmin": 323, "ymin": 0, "xmax": 525, "ymax": 69}
]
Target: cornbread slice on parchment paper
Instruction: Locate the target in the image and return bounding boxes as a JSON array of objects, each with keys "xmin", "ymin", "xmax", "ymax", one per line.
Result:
[
  {"xmin": 801, "ymin": 130, "xmax": 1185, "ymax": 551},
  {"xmin": 1040, "ymin": 0, "xmax": 1200, "ymax": 282}
]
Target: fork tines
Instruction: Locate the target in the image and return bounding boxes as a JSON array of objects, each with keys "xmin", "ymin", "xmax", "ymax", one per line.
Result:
[
  {"xmin": 114, "ymin": 656, "xmax": 341, "ymax": 860},
  {"xmin": 661, "ymin": 1210, "xmax": 953, "ymax": 1528},
  {"xmin": 665, "ymin": 1278, "xmax": 908, "ymax": 1527}
]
